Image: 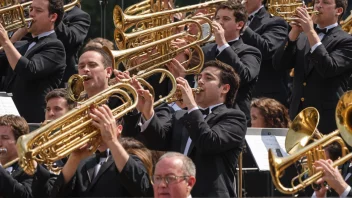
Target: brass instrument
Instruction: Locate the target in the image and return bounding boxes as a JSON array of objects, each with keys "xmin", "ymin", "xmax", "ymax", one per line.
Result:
[
  {"xmin": 285, "ymin": 107, "xmax": 323, "ymax": 154},
  {"xmin": 67, "ymin": 68, "xmax": 178, "ymax": 108},
  {"xmin": 106, "ymin": 32, "xmax": 205, "ymax": 75},
  {"xmin": 165, "ymin": 87, "xmax": 203, "ymax": 103},
  {"xmin": 113, "ymin": 0, "xmax": 226, "ymax": 31},
  {"xmin": 267, "ymin": 0, "xmax": 319, "ymax": 22},
  {"xmin": 3, "ymin": 82, "xmax": 138, "ymax": 175},
  {"xmin": 269, "ymin": 90, "xmax": 352, "ymax": 194},
  {"xmin": 124, "ymin": 0, "xmax": 167, "ymax": 15},
  {"xmin": 114, "ymin": 16, "xmax": 213, "ymax": 50},
  {"xmin": 0, "ymin": 0, "xmax": 80, "ymax": 32},
  {"xmin": 341, "ymin": 11, "xmax": 352, "ymax": 34}
]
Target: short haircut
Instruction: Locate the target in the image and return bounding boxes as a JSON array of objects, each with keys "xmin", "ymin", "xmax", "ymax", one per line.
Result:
[
  {"xmin": 324, "ymin": 141, "xmax": 342, "ymax": 161},
  {"xmin": 45, "ymin": 88, "xmax": 75, "ymax": 110},
  {"xmin": 85, "ymin": 37, "xmax": 115, "ymax": 50},
  {"xmin": 215, "ymin": 1, "xmax": 248, "ymax": 25},
  {"xmin": 203, "ymin": 60, "xmax": 240, "ymax": 107},
  {"xmin": 48, "ymin": 0, "xmax": 64, "ymax": 27},
  {"xmin": 80, "ymin": 46, "xmax": 113, "ymax": 69},
  {"xmin": 0, "ymin": 115, "xmax": 29, "ymax": 141},
  {"xmin": 156, "ymin": 152, "xmax": 196, "ymax": 177},
  {"xmin": 334, "ymin": 0, "xmax": 348, "ymax": 21},
  {"xmin": 251, "ymin": 97, "xmax": 291, "ymax": 128}
]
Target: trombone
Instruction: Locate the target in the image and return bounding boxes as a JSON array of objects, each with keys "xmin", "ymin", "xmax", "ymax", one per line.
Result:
[{"xmin": 268, "ymin": 91, "xmax": 352, "ymax": 194}]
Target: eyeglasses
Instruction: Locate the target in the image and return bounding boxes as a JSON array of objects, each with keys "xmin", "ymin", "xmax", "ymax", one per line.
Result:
[{"xmin": 152, "ymin": 175, "xmax": 189, "ymax": 185}]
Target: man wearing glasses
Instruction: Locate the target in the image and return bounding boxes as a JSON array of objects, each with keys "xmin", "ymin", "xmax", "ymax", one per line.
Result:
[{"xmin": 153, "ymin": 152, "xmax": 196, "ymax": 198}]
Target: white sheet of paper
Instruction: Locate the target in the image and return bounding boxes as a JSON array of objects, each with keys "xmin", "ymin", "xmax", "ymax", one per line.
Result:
[
  {"xmin": 246, "ymin": 135, "xmax": 288, "ymax": 171},
  {"xmin": 0, "ymin": 96, "xmax": 20, "ymax": 116}
]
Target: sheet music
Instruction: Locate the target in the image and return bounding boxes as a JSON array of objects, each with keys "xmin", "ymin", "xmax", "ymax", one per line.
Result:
[
  {"xmin": 246, "ymin": 135, "xmax": 288, "ymax": 171},
  {"xmin": 0, "ymin": 95, "xmax": 20, "ymax": 116}
]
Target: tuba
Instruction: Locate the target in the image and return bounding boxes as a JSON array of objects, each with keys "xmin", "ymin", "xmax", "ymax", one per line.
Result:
[
  {"xmin": 266, "ymin": 0, "xmax": 319, "ymax": 22},
  {"xmin": 268, "ymin": 90, "xmax": 352, "ymax": 194},
  {"xmin": 3, "ymin": 82, "xmax": 138, "ymax": 175}
]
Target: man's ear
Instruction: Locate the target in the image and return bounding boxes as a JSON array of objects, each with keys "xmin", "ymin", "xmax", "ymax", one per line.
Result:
[
  {"xmin": 117, "ymin": 124, "xmax": 123, "ymax": 135},
  {"xmin": 106, "ymin": 67, "xmax": 112, "ymax": 78},
  {"xmin": 335, "ymin": 7, "xmax": 343, "ymax": 17},
  {"xmin": 221, "ymin": 84, "xmax": 230, "ymax": 95},
  {"xmin": 50, "ymin": 13, "xmax": 58, "ymax": 24},
  {"xmin": 237, "ymin": 21, "xmax": 245, "ymax": 31},
  {"xmin": 187, "ymin": 176, "xmax": 196, "ymax": 190}
]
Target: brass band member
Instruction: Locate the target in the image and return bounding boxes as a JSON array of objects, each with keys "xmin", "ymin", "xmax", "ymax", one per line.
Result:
[
  {"xmin": 0, "ymin": 0, "xmax": 66, "ymax": 123},
  {"xmin": 242, "ymin": 0, "xmax": 290, "ymax": 107},
  {"xmin": 202, "ymin": 1, "xmax": 262, "ymax": 126},
  {"xmin": 45, "ymin": 88, "xmax": 75, "ymax": 121},
  {"xmin": 273, "ymin": 0, "xmax": 352, "ymax": 134},
  {"xmin": 153, "ymin": 152, "xmax": 196, "ymax": 198},
  {"xmin": 0, "ymin": 115, "xmax": 31, "ymax": 198},
  {"xmin": 124, "ymin": 60, "xmax": 246, "ymax": 197}
]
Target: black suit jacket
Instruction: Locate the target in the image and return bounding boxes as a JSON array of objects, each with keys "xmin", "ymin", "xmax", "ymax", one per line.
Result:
[
  {"xmin": 50, "ymin": 154, "xmax": 153, "ymax": 197},
  {"xmin": 202, "ymin": 39, "xmax": 261, "ymax": 126},
  {"xmin": 0, "ymin": 33, "xmax": 66, "ymax": 123},
  {"xmin": 0, "ymin": 164, "xmax": 33, "ymax": 198},
  {"xmin": 242, "ymin": 7, "xmax": 289, "ymax": 106},
  {"xmin": 56, "ymin": 6, "xmax": 90, "ymax": 87},
  {"xmin": 124, "ymin": 103, "xmax": 247, "ymax": 197},
  {"xmin": 273, "ymin": 26, "xmax": 352, "ymax": 134}
]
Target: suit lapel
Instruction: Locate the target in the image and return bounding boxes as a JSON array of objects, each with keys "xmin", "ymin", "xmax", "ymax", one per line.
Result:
[
  {"xmin": 88, "ymin": 156, "xmax": 114, "ymax": 189},
  {"xmin": 305, "ymin": 26, "xmax": 340, "ymax": 75},
  {"xmin": 186, "ymin": 104, "xmax": 226, "ymax": 156},
  {"xmin": 249, "ymin": 7, "xmax": 266, "ymax": 31},
  {"xmin": 85, "ymin": 156, "xmax": 98, "ymax": 184}
]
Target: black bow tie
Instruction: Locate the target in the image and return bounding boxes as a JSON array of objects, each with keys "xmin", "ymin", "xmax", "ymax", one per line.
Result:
[
  {"xmin": 315, "ymin": 27, "xmax": 333, "ymax": 34},
  {"xmin": 248, "ymin": 15, "xmax": 254, "ymax": 22},
  {"xmin": 27, "ymin": 36, "xmax": 40, "ymax": 44},
  {"xmin": 96, "ymin": 150, "xmax": 110, "ymax": 159},
  {"xmin": 199, "ymin": 108, "xmax": 210, "ymax": 116}
]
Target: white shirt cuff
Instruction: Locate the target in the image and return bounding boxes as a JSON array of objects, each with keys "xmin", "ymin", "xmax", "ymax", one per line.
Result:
[
  {"xmin": 188, "ymin": 107, "xmax": 199, "ymax": 114},
  {"xmin": 340, "ymin": 185, "xmax": 351, "ymax": 198},
  {"xmin": 217, "ymin": 43, "xmax": 230, "ymax": 55},
  {"xmin": 310, "ymin": 42, "xmax": 322, "ymax": 53},
  {"xmin": 140, "ymin": 111, "xmax": 155, "ymax": 132}
]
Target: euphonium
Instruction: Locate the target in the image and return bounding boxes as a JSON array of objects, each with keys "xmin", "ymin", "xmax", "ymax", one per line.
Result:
[
  {"xmin": 68, "ymin": 68, "xmax": 178, "ymax": 108},
  {"xmin": 341, "ymin": 11, "xmax": 352, "ymax": 34},
  {"xmin": 3, "ymin": 82, "xmax": 138, "ymax": 175},
  {"xmin": 268, "ymin": 90, "xmax": 352, "ymax": 194},
  {"xmin": 0, "ymin": 0, "xmax": 80, "ymax": 32},
  {"xmin": 267, "ymin": 0, "xmax": 319, "ymax": 22},
  {"xmin": 113, "ymin": 0, "xmax": 226, "ymax": 31},
  {"xmin": 114, "ymin": 16, "xmax": 212, "ymax": 50}
]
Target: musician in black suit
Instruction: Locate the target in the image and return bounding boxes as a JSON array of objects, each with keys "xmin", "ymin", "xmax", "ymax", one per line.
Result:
[
  {"xmin": 0, "ymin": 0, "xmax": 66, "ymax": 123},
  {"xmin": 57, "ymin": 2, "xmax": 90, "ymax": 87},
  {"xmin": 272, "ymin": 0, "xmax": 352, "ymax": 134},
  {"xmin": 242, "ymin": 0, "xmax": 289, "ymax": 106},
  {"xmin": 314, "ymin": 159, "xmax": 352, "ymax": 198},
  {"xmin": 49, "ymin": 105, "xmax": 153, "ymax": 197},
  {"xmin": 0, "ymin": 115, "xmax": 32, "ymax": 198},
  {"xmin": 202, "ymin": 1, "xmax": 261, "ymax": 126},
  {"xmin": 124, "ymin": 60, "xmax": 247, "ymax": 197}
]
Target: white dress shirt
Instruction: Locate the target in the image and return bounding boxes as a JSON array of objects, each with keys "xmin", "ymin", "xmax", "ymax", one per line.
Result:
[
  {"xmin": 27, "ymin": 30, "xmax": 55, "ymax": 52},
  {"xmin": 310, "ymin": 23, "xmax": 338, "ymax": 53}
]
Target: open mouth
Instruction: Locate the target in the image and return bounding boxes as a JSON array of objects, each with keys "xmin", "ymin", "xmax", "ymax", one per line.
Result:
[{"xmin": 82, "ymin": 75, "xmax": 92, "ymax": 81}]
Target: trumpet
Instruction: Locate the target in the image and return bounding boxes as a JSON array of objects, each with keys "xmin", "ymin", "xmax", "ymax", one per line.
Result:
[
  {"xmin": 165, "ymin": 87, "xmax": 204, "ymax": 103},
  {"xmin": 3, "ymin": 82, "xmax": 138, "ymax": 175},
  {"xmin": 341, "ymin": 10, "xmax": 352, "ymax": 34},
  {"xmin": 268, "ymin": 90, "xmax": 352, "ymax": 194},
  {"xmin": 267, "ymin": 0, "xmax": 319, "ymax": 22}
]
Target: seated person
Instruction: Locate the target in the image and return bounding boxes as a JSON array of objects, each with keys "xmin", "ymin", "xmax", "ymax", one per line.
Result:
[
  {"xmin": 84, "ymin": 37, "xmax": 115, "ymax": 50},
  {"xmin": 153, "ymin": 152, "xmax": 196, "ymax": 198},
  {"xmin": 0, "ymin": 114, "xmax": 32, "ymax": 198},
  {"xmin": 44, "ymin": 88, "xmax": 75, "ymax": 122},
  {"xmin": 250, "ymin": 97, "xmax": 291, "ymax": 128}
]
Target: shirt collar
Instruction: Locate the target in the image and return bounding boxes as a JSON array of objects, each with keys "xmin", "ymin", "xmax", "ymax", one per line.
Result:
[
  {"xmin": 199, "ymin": 103, "xmax": 223, "ymax": 114},
  {"xmin": 317, "ymin": 22, "xmax": 338, "ymax": 30},
  {"xmin": 249, "ymin": 5, "xmax": 264, "ymax": 18},
  {"xmin": 34, "ymin": 30, "xmax": 55, "ymax": 39}
]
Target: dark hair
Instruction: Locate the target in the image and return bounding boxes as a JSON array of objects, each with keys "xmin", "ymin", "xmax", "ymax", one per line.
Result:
[
  {"xmin": 80, "ymin": 46, "xmax": 113, "ymax": 69},
  {"xmin": 324, "ymin": 142, "xmax": 342, "ymax": 161},
  {"xmin": 120, "ymin": 137, "xmax": 153, "ymax": 178},
  {"xmin": 251, "ymin": 97, "xmax": 291, "ymax": 128},
  {"xmin": 335, "ymin": 0, "xmax": 348, "ymax": 21},
  {"xmin": 48, "ymin": 0, "xmax": 64, "ymax": 27},
  {"xmin": 85, "ymin": 38, "xmax": 115, "ymax": 50},
  {"xmin": 0, "ymin": 115, "xmax": 29, "ymax": 141},
  {"xmin": 215, "ymin": 1, "xmax": 248, "ymax": 26},
  {"xmin": 45, "ymin": 88, "xmax": 75, "ymax": 110},
  {"xmin": 203, "ymin": 60, "xmax": 240, "ymax": 107}
]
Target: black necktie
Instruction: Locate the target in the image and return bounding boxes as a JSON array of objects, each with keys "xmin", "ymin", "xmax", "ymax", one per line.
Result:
[{"xmin": 199, "ymin": 108, "xmax": 210, "ymax": 116}]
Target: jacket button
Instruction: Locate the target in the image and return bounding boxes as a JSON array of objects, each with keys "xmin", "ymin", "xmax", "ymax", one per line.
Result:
[
  {"xmin": 301, "ymin": 97, "xmax": 305, "ymax": 102},
  {"xmin": 303, "ymin": 82, "xmax": 307, "ymax": 86}
]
